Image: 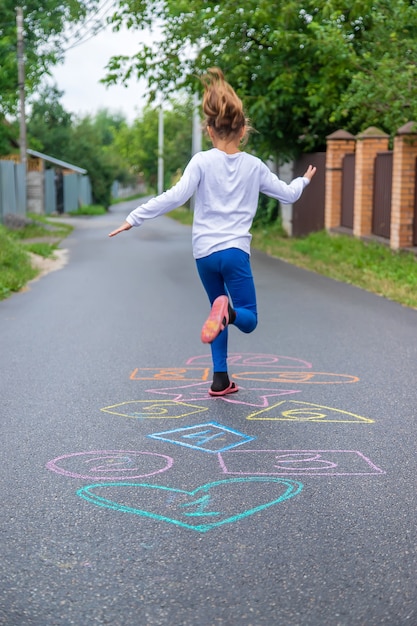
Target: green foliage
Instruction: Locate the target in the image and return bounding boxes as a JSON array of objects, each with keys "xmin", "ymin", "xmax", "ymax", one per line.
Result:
[
  {"xmin": 0, "ymin": 0, "xmax": 100, "ymax": 148},
  {"xmin": 69, "ymin": 205, "xmax": 107, "ymax": 215},
  {"xmin": 331, "ymin": 0, "xmax": 417, "ymax": 134},
  {"xmin": 8, "ymin": 214, "xmax": 73, "ymax": 240},
  {"xmin": 253, "ymin": 196, "xmax": 280, "ymax": 228},
  {"xmin": 0, "ymin": 225, "xmax": 37, "ymax": 299},
  {"xmin": 167, "ymin": 206, "xmax": 193, "ymax": 226},
  {"xmin": 22, "ymin": 242, "xmax": 56, "ymax": 258},
  {"xmin": 26, "ymin": 86, "xmax": 193, "ymax": 207},
  {"xmin": 27, "ymin": 89, "xmax": 132, "ymax": 207},
  {"xmin": 64, "ymin": 115, "xmax": 115, "ymax": 207},
  {"xmin": 27, "ymin": 85, "xmax": 73, "ymax": 156},
  {"xmin": 106, "ymin": 0, "xmax": 417, "ymax": 159},
  {"xmin": 114, "ymin": 98, "xmax": 194, "ymax": 189}
]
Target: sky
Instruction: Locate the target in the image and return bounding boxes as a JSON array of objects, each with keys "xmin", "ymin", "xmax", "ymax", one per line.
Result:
[{"xmin": 51, "ymin": 20, "xmax": 151, "ymax": 123}]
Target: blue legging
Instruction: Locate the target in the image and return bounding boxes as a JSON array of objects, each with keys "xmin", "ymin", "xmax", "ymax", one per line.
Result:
[{"xmin": 196, "ymin": 247, "xmax": 258, "ymax": 372}]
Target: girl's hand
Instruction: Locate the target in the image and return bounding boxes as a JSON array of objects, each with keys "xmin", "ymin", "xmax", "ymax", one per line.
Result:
[
  {"xmin": 108, "ymin": 221, "xmax": 132, "ymax": 237},
  {"xmin": 303, "ymin": 165, "xmax": 317, "ymax": 181}
]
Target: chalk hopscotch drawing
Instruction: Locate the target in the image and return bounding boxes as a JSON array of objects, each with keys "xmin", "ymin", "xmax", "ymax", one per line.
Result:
[
  {"xmin": 144, "ymin": 381, "xmax": 301, "ymax": 407},
  {"xmin": 46, "ymin": 450, "xmax": 174, "ymax": 480},
  {"xmin": 247, "ymin": 400, "xmax": 374, "ymax": 423},
  {"xmin": 100, "ymin": 400, "xmax": 208, "ymax": 420},
  {"xmin": 148, "ymin": 422, "xmax": 256, "ymax": 453},
  {"xmin": 76, "ymin": 477, "xmax": 303, "ymax": 532},
  {"xmin": 186, "ymin": 353, "xmax": 313, "ymax": 369},
  {"xmin": 218, "ymin": 450, "xmax": 385, "ymax": 476},
  {"xmin": 47, "ymin": 353, "xmax": 384, "ymax": 532},
  {"xmin": 103, "ymin": 354, "xmax": 371, "ymax": 425},
  {"xmin": 130, "ymin": 368, "xmax": 210, "ymax": 381},
  {"xmin": 232, "ymin": 371, "xmax": 359, "ymax": 384}
]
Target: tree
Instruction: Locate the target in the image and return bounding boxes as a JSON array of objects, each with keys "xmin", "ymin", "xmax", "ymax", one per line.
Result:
[
  {"xmin": 113, "ymin": 98, "xmax": 194, "ymax": 189},
  {"xmin": 0, "ymin": 0, "xmax": 100, "ymax": 150},
  {"xmin": 105, "ymin": 0, "xmax": 417, "ymax": 159},
  {"xmin": 27, "ymin": 88, "xmax": 132, "ymax": 207},
  {"xmin": 27, "ymin": 84, "xmax": 73, "ymax": 155},
  {"xmin": 65, "ymin": 111, "xmax": 133, "ymax": 207},
  {"xmin": 331, "ymin": 0, "xmax": 417, "ymax": 134}
]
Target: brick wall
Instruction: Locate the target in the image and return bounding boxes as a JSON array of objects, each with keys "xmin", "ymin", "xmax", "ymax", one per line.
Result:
[
  {"xmin": 325, "ymin": 123, "xmax": 417, "ymax": 251},
  {"xmin": 391, "ymin": 122, "xmax": 417, "ymax": 250},
  {"xmin": 325, "ymin": 130, "xmax": 355, "ymax": 230}
]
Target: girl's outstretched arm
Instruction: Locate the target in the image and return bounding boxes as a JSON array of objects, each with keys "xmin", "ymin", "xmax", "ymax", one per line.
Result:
[{"xmin": 108, "ymin": 221, "xmax": 132, "ymax": 237}]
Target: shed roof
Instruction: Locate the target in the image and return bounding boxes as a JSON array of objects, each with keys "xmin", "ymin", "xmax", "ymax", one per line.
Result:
[{"xmin": 27, "ymin": 149, "xmax": 87, "ymax": 174}]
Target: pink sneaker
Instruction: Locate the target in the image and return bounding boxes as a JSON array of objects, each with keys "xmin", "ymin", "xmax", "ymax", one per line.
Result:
[
  {"xmin": 209, "ymin": 381, "xmax": 239, "ymax": 396},
  {"xmin": 201, "ymin": 295, "xmax": 229, "ymax": 343}
]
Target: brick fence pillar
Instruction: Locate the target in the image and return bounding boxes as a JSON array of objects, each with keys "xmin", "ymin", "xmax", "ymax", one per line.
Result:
[
  {"xmin": 325, "ymin": 130, "xmax": 355, "ymax": 230},
  {"xmin": 353, "ymin": 127, "xmax": 389, "ymax": 238},
  {"xmin": 390, "ymin": 121, "xmax": 417, "ymax": 250}
]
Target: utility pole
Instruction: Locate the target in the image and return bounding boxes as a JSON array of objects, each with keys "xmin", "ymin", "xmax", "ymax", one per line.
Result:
[
  {"xmin": 192, "ymin": 92, "xmax": 202, "ymax": 156},
  {"xmin": 16, "ymin": 7, "xmax": 27, "ymax": 169},
  {"xmin": 157, "ymin": 105, "xmax": 164, "ymax": 195},
  {"xmin": 190, "ymin": 92, "xmax": 202, "ymax": 211}
]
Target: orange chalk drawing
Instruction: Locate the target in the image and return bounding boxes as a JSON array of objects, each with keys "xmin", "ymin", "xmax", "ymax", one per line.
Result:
[
  {"xmin": 130, "ymin": 368, "xmax": 211, "ymax": 381},
  {"xmin": 232, "ymin": 371, "xmax": 359, "ymax": 384}
]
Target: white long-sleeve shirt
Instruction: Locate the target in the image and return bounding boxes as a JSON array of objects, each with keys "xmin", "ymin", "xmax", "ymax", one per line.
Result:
[{"xmin": 126, "ymin": 148, "xmax": 309, "ymax": 259}]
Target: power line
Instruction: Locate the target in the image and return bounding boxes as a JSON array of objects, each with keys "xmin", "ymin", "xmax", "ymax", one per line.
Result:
[{"xmin": 62, "ymin": 0, "xmax": 115, "ymax": 52}]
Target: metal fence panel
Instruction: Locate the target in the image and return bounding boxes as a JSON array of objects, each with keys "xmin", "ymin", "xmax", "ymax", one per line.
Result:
[
  {"xmin": 44, "ymin": 169, "xmax": 56, "ymax": 214},
  {"xmin": 341, "ymin": 153, "xmax": 355, "ymax": 229},
  {"xmin": 63, "ymin": 173, "xmax": 78, "ymax": 213},
  {"xmin": 79, "ymin": 175, "xmax": 92, "ymax": 206},
  {"xmin": 292, "ymin": 153, "xmax": 326, "ymax": 237},
  {"xmin": 372, "ymin": 151, "xmax": 393, "ymax": 239},
  {"xmin": 0, "ymin": 161, "xmax": 17, "ymax": 222},
  {"xmin": 14, "ymin": 163, "xmax": 27, "ymax": 215}
]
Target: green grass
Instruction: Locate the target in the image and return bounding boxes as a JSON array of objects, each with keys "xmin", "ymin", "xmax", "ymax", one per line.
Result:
[
  {"xmin": 167, "ymin": 207, "xmax": 417, "ymax": 309},
  {"xmin": 0, "ymin": 215, "xmax": 73, "ymax": 300},
  {"xmin": 0, "ymin": 225, "xmax": 38, "ymax": 300},
  {"xmin": 22, "ymin": 242, "xmax": 57, "ymax": 258},
  {"xmin": 111, "ymin": 193, "xmax": 151, "ymax": 205},
  {"xmin": 68, "ymin": 204, "xmax": 107, "ymax": 216},
  {"xmin": 168, "ymin": 207, "xmax": 194, "ymax": 225},
  {"xmin": 8, "ymin": 215, "xmax": 73, "ymax": 240},
  {"xmin": 251, "ymin": 226, "xmax": 417, "ymax": 308}
]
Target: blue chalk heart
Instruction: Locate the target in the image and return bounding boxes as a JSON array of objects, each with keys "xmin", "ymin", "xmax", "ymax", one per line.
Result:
[{"xmin": 77, "ymin": 477, "xmax": 303, "ymax": 532}]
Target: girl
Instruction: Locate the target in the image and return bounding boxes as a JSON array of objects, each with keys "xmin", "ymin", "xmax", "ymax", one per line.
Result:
[{"xmin": 109, "ymin": 67, "xmax": 316, "ymax": 396}]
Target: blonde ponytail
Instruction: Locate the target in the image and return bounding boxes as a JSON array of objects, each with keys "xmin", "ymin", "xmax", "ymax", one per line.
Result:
[{"xmin": 201, "ymin": 67, "xmax": 249, "ymax": 141}]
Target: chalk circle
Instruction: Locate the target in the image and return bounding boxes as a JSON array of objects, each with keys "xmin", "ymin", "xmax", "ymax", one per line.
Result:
[{"xmin": 46, "ymin": 450, "xmax": 173, "ymax": 480}]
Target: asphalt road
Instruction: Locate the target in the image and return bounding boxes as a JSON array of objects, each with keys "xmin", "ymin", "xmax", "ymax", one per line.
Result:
[{"xmin": 1, "ymin": 201, "xmax": 417, "ymax": 626}]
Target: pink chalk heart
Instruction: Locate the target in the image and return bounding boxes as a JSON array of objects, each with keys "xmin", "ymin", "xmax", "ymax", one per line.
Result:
[{"xmin": 77, "ymin": 477, "xmax": 303, "ymax": 532}]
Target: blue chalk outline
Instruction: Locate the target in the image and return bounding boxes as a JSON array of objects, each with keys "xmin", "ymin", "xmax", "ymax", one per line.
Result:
[
  {"xmin": 77, "ymin": 477, "xmax": 303, "ymax": 532},
  {"xmin": 147, "ymin": 421, "xmax": 256, "ymax": 453}
]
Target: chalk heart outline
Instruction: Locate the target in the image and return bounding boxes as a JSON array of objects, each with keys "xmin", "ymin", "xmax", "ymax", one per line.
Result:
[{"xmin": 77, "ymin": 477, "xmax": 303, "ymax": 532}]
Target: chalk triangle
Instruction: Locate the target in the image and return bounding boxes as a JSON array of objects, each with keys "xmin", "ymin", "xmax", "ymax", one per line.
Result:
[{"xmin": 247, "ymin": 400, "xmax": 374, "ymax": 423}]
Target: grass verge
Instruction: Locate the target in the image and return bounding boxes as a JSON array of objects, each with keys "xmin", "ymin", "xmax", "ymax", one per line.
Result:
[
  {"xmin": 0, "ymin": 225, "xmax": 38, "ymax": 300},
  {"xmin": 0, "ymin": 215, "xmax": 73, "ymax": 301},
  {"xmin": 168, "ymin": 207, "xmax": 417, "ymax": 309},
  {"xmin": 68, "ymin": 205, "xmax": 107, "ymax": 216}
]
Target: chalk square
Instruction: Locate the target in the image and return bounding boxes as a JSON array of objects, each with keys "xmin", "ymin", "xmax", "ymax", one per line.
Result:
[
  {"xmin": 130, "ymin": 367, "xmax": 210, "ymax": 381},
  {"xmin": 218, "ymin": 450, "xmax": 385, "ymax": 476},
  {"xmin": 148, "ymin": 422, "xmax": 256, "ymax": 454}
]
